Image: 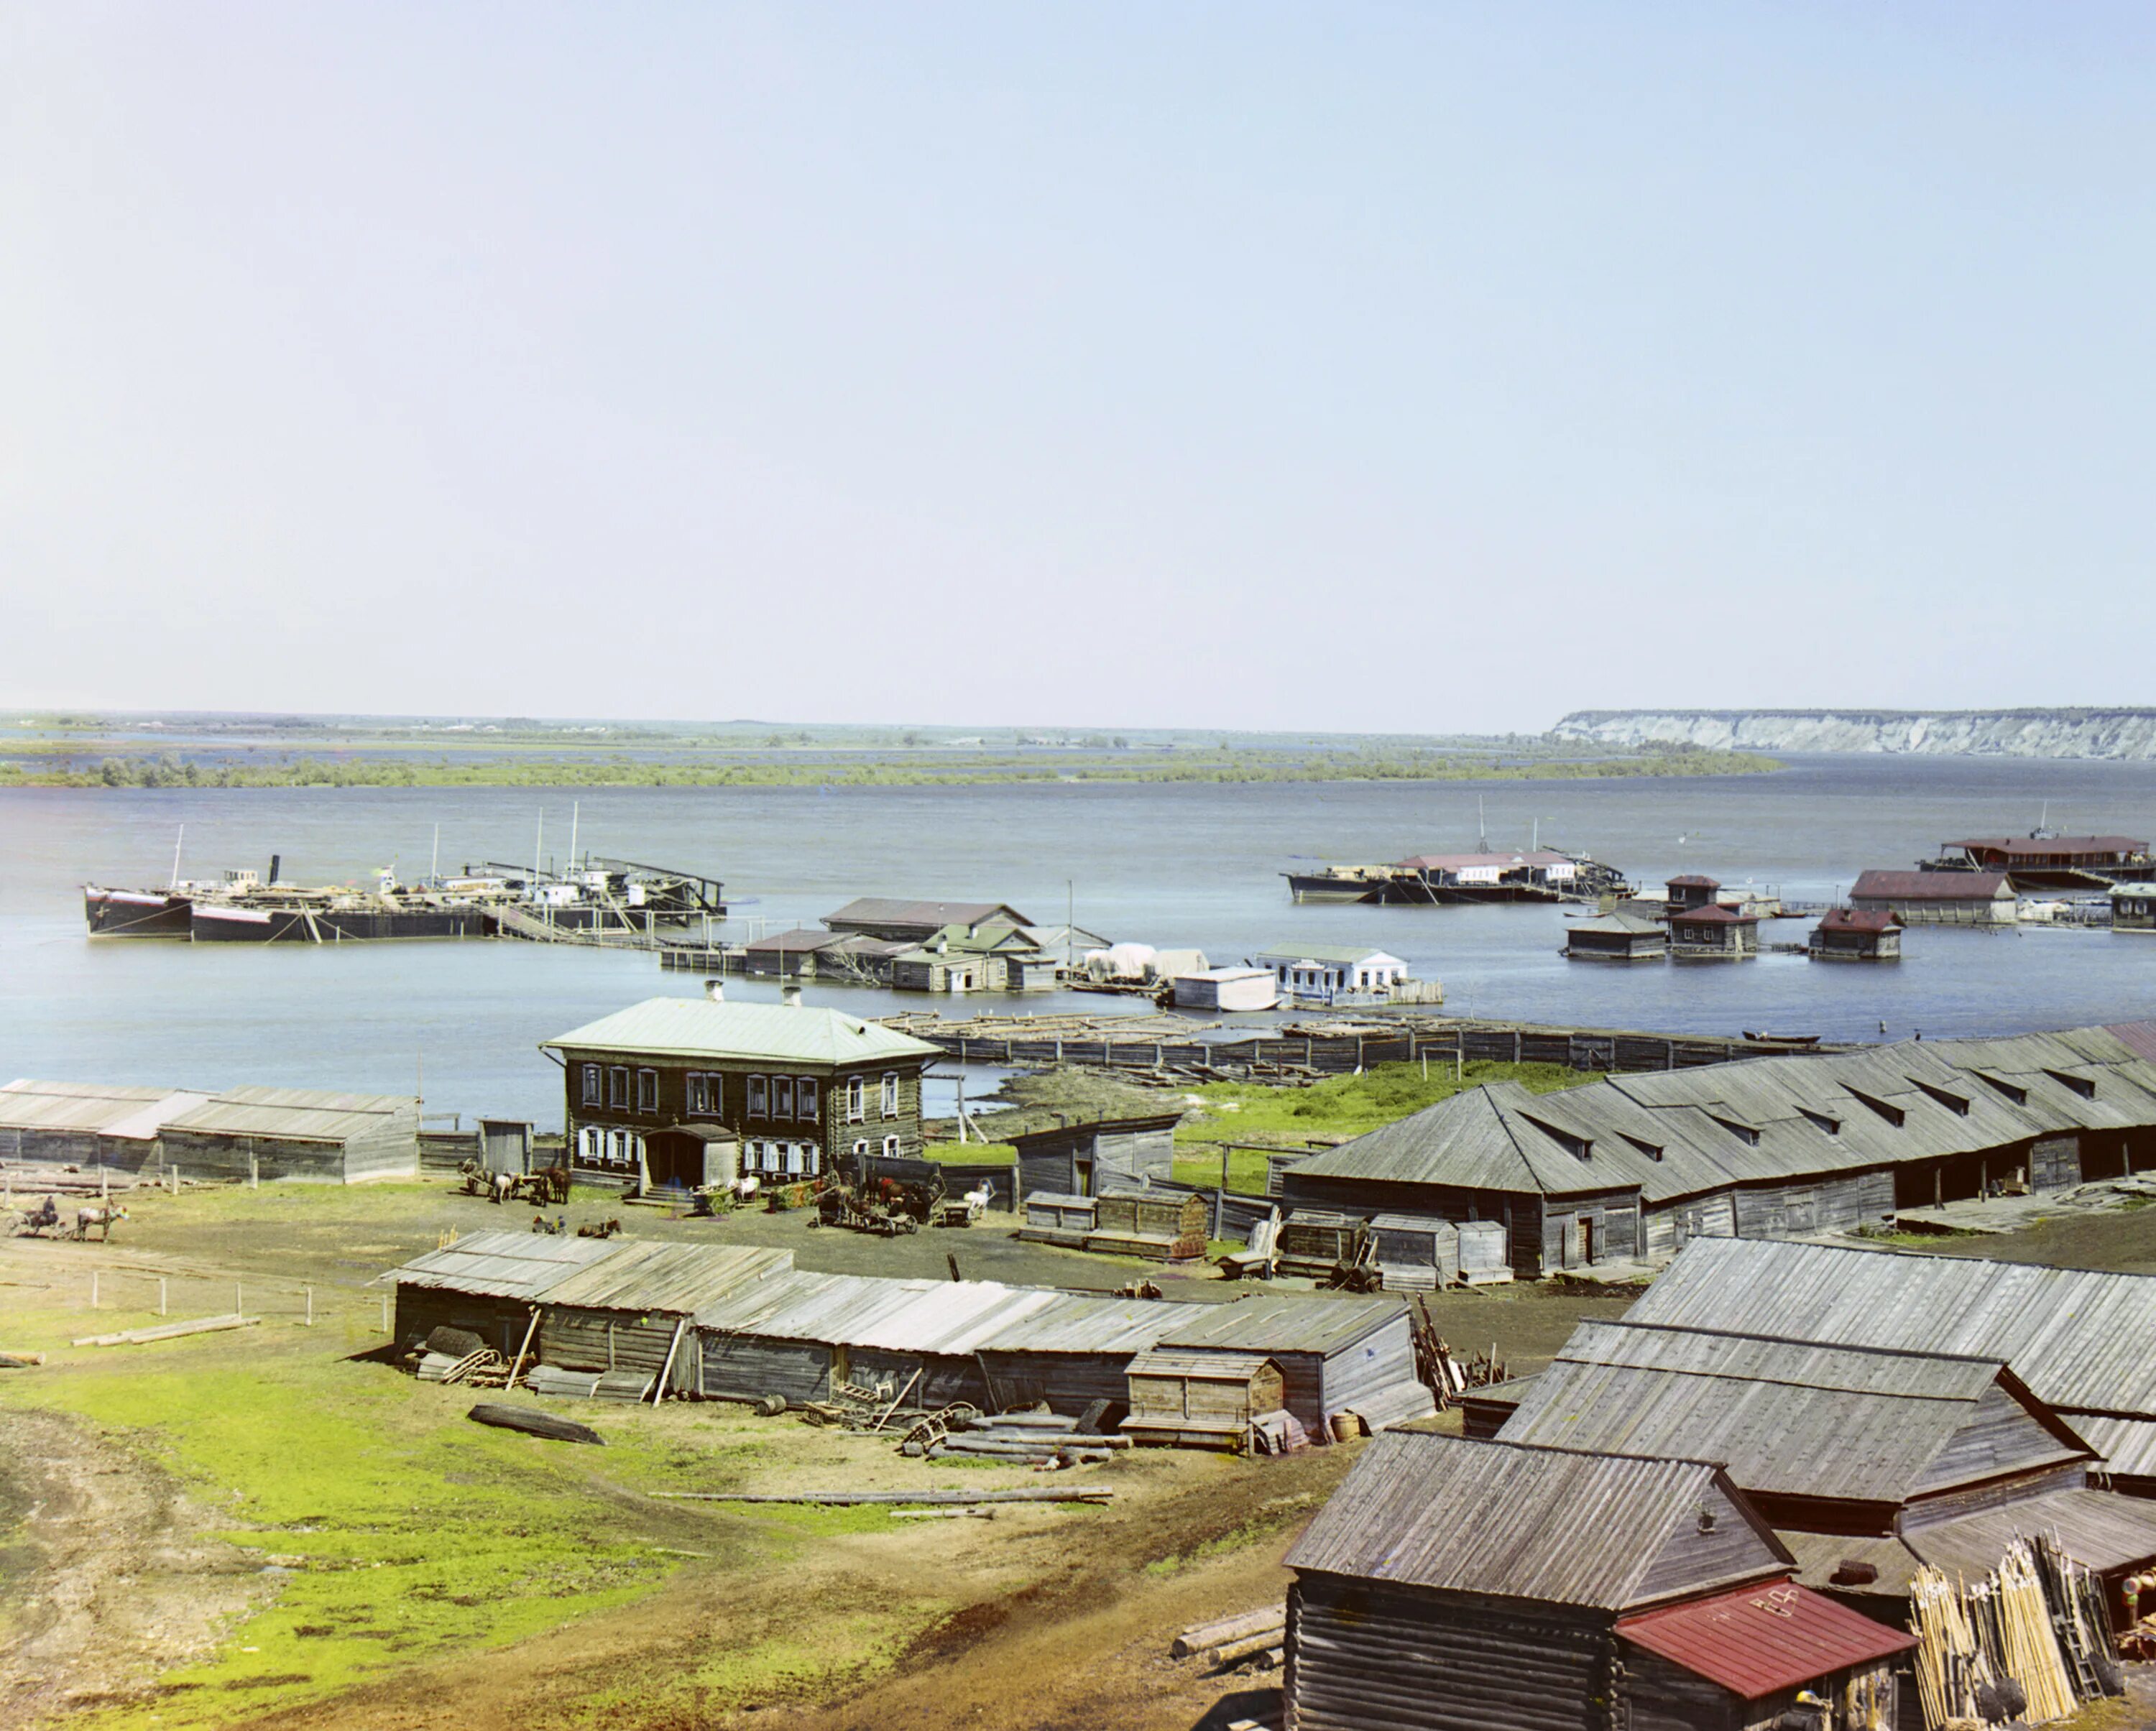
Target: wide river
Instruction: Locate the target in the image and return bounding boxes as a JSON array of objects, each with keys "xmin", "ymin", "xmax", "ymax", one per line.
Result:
[{"xmin": 4, "ymin": 754, "xmax": 2155, "ymax": 1127}]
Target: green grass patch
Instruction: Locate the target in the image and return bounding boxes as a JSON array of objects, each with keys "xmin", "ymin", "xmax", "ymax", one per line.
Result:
[
  {"xmin": 1172, "ymin": 1061, "xmax": 1600, "ymax": 1192},
  {"xmin": 918, "ymin": 1142, "xmax": 1015, "ymax": 1166},
  {"xmin": 0, "ymin": 1345, "xmax": 775, "ymax": 1729}
]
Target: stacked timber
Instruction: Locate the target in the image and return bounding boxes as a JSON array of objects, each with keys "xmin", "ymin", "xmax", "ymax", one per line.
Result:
[
  {"xmin": 903, "ymin": 1406, "xmax": 1125, "ymax": 1468},
  {"xmin": 1122, "ymin": 1349, "xmax": 1287, "ymax": 1451},
  {"xmin": 1085, "ymin": 1189, "xmax": 1207, "ymax": 1263},
  {"xmin": 1016, "ymin": 1191, "xmax": 1096, "ymax": 1248},
  {"xmin": 524, "ymin": 1364, "xmax": 658, "ymax": 1401},
  {"xmin": 1171, "ymin": 1605, "xmax": 1287, "ymax": 1672},
  {"xmin": 1275, "ymin": 1209, "xmax": 1363, "ymax": 1280},
  {"xmin": 1909, "ymin": 1538, "xmax": 2119, "ymax": 1727}
]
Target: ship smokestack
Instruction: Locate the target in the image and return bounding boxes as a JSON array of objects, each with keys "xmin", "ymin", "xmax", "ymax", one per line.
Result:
[
  {"xmin": 269, "ymin": 854, "xmax": 281, "ymax": 886},
  {"xmin": 781, "ymin": 984, "xmax": 803, "ymax": 1009},
  {"xmin": 704, "ymin": 977, "xmax": 724, "ymax": 1003}
]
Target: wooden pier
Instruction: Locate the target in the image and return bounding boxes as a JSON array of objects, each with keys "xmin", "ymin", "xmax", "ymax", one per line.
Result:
[{"xmin": 874, "ymin": 1010, "xmax": 1853, "ymax": 1079}]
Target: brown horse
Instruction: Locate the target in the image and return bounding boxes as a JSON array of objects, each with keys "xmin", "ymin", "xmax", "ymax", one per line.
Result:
[{"xmin": 74, "ymin": 1204, "xmax": 128, "ymax": 1242}]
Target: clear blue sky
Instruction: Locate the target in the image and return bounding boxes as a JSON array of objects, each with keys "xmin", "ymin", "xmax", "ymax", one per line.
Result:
[{"xmin": 4, "ymin": 4, "xmax": 2150, "ymax": 731}]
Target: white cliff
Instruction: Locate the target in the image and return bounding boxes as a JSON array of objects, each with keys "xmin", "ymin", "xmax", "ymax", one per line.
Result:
[{"xmin": 1551, "ymin": 709, "xmax": 2156, "ymax": 761}]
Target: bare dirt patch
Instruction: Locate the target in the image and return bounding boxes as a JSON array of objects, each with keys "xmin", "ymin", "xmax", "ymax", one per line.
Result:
[{"xmin": 0, "ymin": 1406, "xmax": 262, "ymax": 1730}]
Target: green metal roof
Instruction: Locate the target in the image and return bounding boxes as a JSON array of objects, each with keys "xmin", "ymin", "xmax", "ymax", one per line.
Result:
[{"xmin": 543, "ymin": 997, "xmax": 939, "ymax": 1066}]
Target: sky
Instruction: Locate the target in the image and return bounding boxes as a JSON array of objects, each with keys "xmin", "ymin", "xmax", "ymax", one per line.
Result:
[{"xmin": 3, "ymin": 4, "xmax": 2152, "ymax": 734}]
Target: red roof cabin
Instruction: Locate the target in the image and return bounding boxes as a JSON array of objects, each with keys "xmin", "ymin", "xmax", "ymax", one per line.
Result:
[
  {"xmin": 1664, "ymin": 873, "xmax": 1722, "ymax": 914},
  {"xmin": 1669, "ymin": 901, "xmax": 1759, "ymax": 959}
]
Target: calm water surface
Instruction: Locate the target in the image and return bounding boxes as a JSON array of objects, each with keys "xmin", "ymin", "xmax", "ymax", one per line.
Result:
[{"xmin": 4, "ymin": 756, "xmax": 2155, "ymax": 1125}]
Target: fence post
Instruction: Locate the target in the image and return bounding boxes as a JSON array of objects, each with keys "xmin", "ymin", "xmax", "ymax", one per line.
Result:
[
  {"xmin": 305, "ymin": 1286, "xmax": 313, "ymax": 1327},
  {"xmin": 159, "ymin": 1277, "xmax": 167, "ymax": 1316},
  {"xmin": 235, "ymin": 1280, "xmax": 243, "ymax": 1318}
]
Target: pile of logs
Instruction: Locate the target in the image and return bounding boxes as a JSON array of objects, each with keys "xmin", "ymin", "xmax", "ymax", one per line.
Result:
[
  {"xmin": 900, "ymin": 1403, "xmax": 1127, "ymax": 1469},
  {"xmin": 1171, "ymin": 1605, "xmax": 1286, "ymax": 1673}
]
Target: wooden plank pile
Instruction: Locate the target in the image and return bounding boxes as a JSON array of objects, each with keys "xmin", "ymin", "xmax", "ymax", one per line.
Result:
[
  {"xmin": 1171, "ymin": 1605, "xmax": 1286, "ymax": 1673},
  {"xmin": 900, "ymin": 1403, "xmax": 1128, "ymax": 1469}
]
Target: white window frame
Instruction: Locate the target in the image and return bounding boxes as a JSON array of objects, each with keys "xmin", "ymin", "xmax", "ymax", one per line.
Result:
[
  {"xmin": 784, "ymin": 1143, "xmax": 803, "ymax": 1176},
  {"xmin": 847, "ymin": 1076, "xmax": 866, "ymax": 1122},
  {"xmin": 880, "ymin": 1072, "xmax": 899, "ymax": 1119},
  {"xmin": 581, "ymin": 1063, "xmax": 602, "ymax": 1106},
  {"xmin": 577, "ymin": 1124, "xmax": 605, "ymax": 1163},
  {"xmin": 797, "ymin": 1077, "xmax": 819, "ymax": 1122},
  {"xmin": 608, "ymin": 1066, "xmax": 630, "ymax": 1109},
  {"xmin": 883, "ymin": 1134, "xmax": 900, "ymax": 1158},
  {"xmin": 747, "ymin": 1074, "xmax": 768, "ymax": 1117},
  {"xmin": 773, "ymin": 1076, "xmax": 794, "ymax": 1120},
  {"xmin": 635, "ymin": 1068, "xmax": 658, "ymax": 1114}
]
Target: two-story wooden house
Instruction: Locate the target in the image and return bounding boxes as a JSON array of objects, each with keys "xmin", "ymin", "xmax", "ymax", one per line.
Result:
[{"xmin": 541, "ymin": 982, "xmax": 941, "ymax": 1189}]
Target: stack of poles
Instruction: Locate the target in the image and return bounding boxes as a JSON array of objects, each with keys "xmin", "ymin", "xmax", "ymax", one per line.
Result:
[
  {"xmin": 1911, "ymin": 1536, "xmax": 2116, "ymax": 1729},
  {"xmin": 911, "ymin": 1410, "xmax": 1127, "ymax": 1468},
  {"xmin": 1171, "ymin": 1605, "xmax": 1287, "ymax": 1672}
]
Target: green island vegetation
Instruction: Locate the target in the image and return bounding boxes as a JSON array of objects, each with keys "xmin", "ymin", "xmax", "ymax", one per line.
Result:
[
  {"xmin": 0, "ymin": 711, "xmax": 1777, "ymax": 788},
  {"xmin": 923, "ymin": 1060, "xmax": 1602, "ymax": 1194},
  {"xmin": 1, "ymin": 745, "xmax": 1778, "ymax": 790}
]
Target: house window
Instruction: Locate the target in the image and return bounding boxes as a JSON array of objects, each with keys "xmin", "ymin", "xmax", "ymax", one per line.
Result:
[
  {"xmin": 636, "ymin": 1068, "xmax": 658, "ymax": 1113},
  {"xmin": 881, "ymin": 1072, "xmax": 899, "ymax": 1118},
  {"xmin": 797, "ymin": 1078, "xmax": 819, "ymax": 1122},
  {"xmin": 747, "ymin": 1074, "xmax": 768, "ymax": 1117},
  {"xmin": 847, "ymin": 1076, "xmax": 866, "ymax": 1122},
  {"xmin": 608, "ymin": 1066, "xmax": 629, "ymax": 1109},
  {"xmin": 883, "ymin": 1134, "xmax": 900, "ymax": 1158},
  {"xmin": 686, "ymin": 1073, "xmax": 715, "ymax": 1116},
  {"xmin": 852, "ymin": 1138, "xmax": 869, "ymax": 1160},
  {"xmin": 581, "ymin": 1063, "xmax": 602, "ymax": 1106},
  {"xmin": 784, "ymin": 1144, "xmax": 803, "ymax": 1176},
  {"xmin": 577, "ymin": 1125, "xmax": 605, "ymax": 1163},
  {"xmin": 773, "ymin": 1076, "xmax": 794, "ymax": 1120}
]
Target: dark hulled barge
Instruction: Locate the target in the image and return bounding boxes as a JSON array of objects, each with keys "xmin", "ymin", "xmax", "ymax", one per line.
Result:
[{"xmin": 1284, "ymin": 849, "xmax": 1628, "ymax": 906}]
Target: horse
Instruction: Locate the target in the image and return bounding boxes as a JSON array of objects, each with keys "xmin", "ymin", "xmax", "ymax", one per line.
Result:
[
  {"xmin": 574, "ymin": 1217, "xmax": 622, "ymax": 1240},
  {"xmin": 74, "ymin": 1204, "xmax": 128, "ymax": 1242}
]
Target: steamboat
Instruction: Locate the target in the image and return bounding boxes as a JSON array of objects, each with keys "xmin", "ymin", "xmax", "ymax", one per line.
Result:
[{"xmin": 1284, "ymin": 847, "xmax": 1629, "ymax": 906}]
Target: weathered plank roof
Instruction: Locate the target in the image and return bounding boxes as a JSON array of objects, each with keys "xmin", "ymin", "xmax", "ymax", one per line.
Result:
[
  {"xmin": 1126, "ymin": 1348, "xmax": 1281, "ymax": 1381},
  {"xmin": 1285, "ymin": 1431, "xmax": 1789, "ymax": 1610},
  {"xmin": 1850, "ymin": 869, "xmax": 2012, "ymax": 900},
  {"xmin": 824, "ymin": 898, "xmax": 1033, "ymax": 931},
  {"xmin": 1498, "ymin": 1319, "xmax": 2087, "ymax": 1506},
  {"xmin": 1624, "ymin": 1237, "xmax": 2156, "ymax": 1431},
  {"xmin": 165, "ymin": 1085, "xmax": 414, "ymax": 1145},
  {"xmin": 392, "ymin": 1229, "xmax": 619, "ymax": 1300},
  {"xmin": 535, "ymin": 1241, "xmax": 795, "ymax": 1316},
  {"xmin": 543, "ymin": 997, "xmax": 939, "ymax": 1066},
  {"xmin": 1286, "ymin": 1027, "xmax": 2156, "ymax": 1204},
  {"xmin": 0, "ymin": 1079, "xmax": 213, "ymax": 1140},
  {"xmin": 1161, "ymin": 1293, "xmax": 1406, "ymax": 1356},
  {"xmin": 1903, "ymin": 1487, "xmax": 2156, "ymax": 1578}
]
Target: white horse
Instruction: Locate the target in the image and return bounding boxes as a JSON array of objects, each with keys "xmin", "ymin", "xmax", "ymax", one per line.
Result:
[{"xmin": 73, "ymin": 1204, "xmax": 128, "ymax": 1242}]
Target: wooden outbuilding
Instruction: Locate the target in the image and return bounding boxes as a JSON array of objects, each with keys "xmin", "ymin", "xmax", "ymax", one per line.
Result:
[
  {"xmin": 1282, "ymin": 1433, "xmax": 1915, "ymax": 1731},
  {"xmin": 1851, "ymin": 869, "xmax": 2017, "ymax": 925},
  {"xmin": 1015, "ymin": 1191, "xmax": 1096, "ymax": 1247},
  {"xmin": 1087, "ymin": 1187, "xmax": 1207, "ymax": 1261},
  {"xmin": 157, "ymin": 1086, "xmax": 420, "ymax": 1183},
  {"xmin": 1121, "ymin": 1349, "xmax": 1286, "ymax": 1450},
  {"xmin": 1564, "ymin": 910, "xmax": 1668, "ymax": 962},
  {"xmin": 1667, "ymin": 903, "xmax": 1759, "ymax": 959},
  {"xmin": 1664, "ymin": 872, "xmax": 1720, "ymax": 913},
  {"xmin": 1158, "ymin": 1293, "xmax": 1426, "ymax": 1439},
  {"xmin": 2111, "ymin": 883, "xmax": 2156, "ymax": 933},
  {"xmin": 1010, "ymin": 1113, "xmax": 1179, "ymax": 1201},
  {"xmin": 1273, "ymin": 1209, "xmax": 1363, "ymax": 1280},
  {"xmin": 1810, "ymin": 905, "xmax": 1903, "ymax": 961},
  {"xmin": 1171, "ymin": 968, "xmax": 1280, "ymax": 1012},
  {"xmin": 1365, "ymin": 1212, "xmax": 1459, "ymax": 1291}
]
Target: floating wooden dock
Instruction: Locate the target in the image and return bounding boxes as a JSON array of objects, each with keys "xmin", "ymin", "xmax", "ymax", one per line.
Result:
[{"xmin": 875, "ymin": 1010, "xmax": 1853, "ymax": 1078}]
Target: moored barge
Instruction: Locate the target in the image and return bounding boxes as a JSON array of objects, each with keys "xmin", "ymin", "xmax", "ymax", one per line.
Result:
[{"xmin": 1285, "ymin": 849, "xmax": 1628, "ymax": 906}]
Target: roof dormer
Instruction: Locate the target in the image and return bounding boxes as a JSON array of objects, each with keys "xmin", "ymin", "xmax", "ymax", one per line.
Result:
[{"xmin": 1910, "ymin": 1079, "xmax": 1971, "ymax": 1117}]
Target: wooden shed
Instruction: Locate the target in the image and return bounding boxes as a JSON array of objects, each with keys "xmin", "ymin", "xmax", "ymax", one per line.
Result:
[
  {"xmin": 1010, "ymin": 1113, "xmax": 1180, "ymax": 1201},
  {"xmin": 1121, "ymin": 1349, "xmax": 1286, "ymax": 1451},
  {"xmin": 1456, "ymin": 1218, "xmax": 1512, "ymax": 1284},
  {"xmin": 1087, "ymin": 1187, "xmax": 1208, "ymax": 1262},
  {"xmin": 533, "ymin": 1241, "xmax": 793, "ymax": 1398},
  {"xmin": 0, "ymin": 1081, "xmax": 211, "ymax": 1173},
  {"xmin": 1564, "ymin": 910, "xmax": 1669, "ymax": 962},
  {"xmin": 1016, "ymin": 1191, "xmax": 1097, "ymax": 1247},
  {"xmin": 159, "ymin": 1086, "xmax": 420, "ymax": 1183},
  {"xmin": 1275, "ymin": 1209, "xmax": 1363, "ymax": 1280},
  {"xmin": 1810, "ymin": 905, "xmax": 1904, "ymax": 961},
  {"xmin": 1366, "ymin": 1213, "xmax": 1460, "ymax": 1291},
  {"xmin": 1283, "ymin": 1434, "xmax": 1915, "ymax": 1731},
  {"xmin": 1158, "ymin": 1294, "xmax": 1425, "ymax": 1439},
  {"xmin": 390, "ymin": 1229, "xmax": 619, "ymax": 1358}
]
